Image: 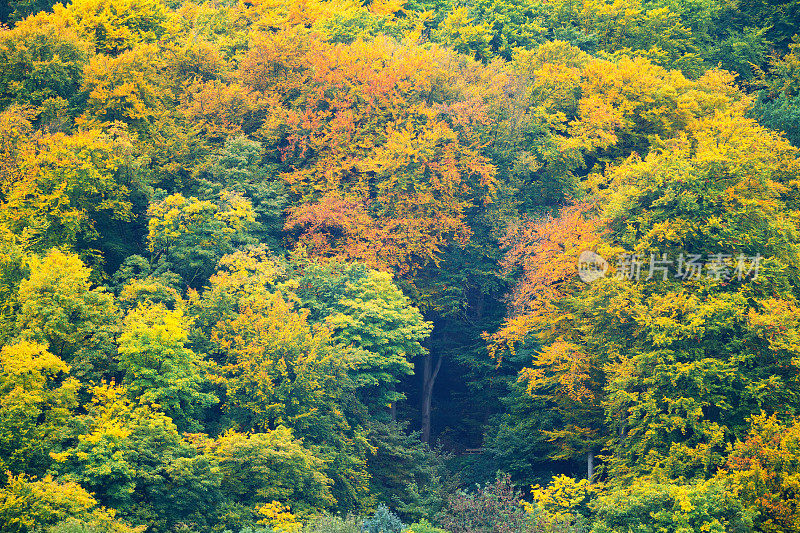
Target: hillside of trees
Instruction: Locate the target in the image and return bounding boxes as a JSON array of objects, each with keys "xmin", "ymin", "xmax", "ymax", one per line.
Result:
[{"xmin": 0, "ymin": 0, "xmax": 799, "ymax": 531}]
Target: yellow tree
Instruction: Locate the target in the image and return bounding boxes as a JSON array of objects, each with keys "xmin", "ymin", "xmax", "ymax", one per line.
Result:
[
  {"xmin": 0, "ymin": 112, "xmax": 134, "ymax": 253},
  {"xmin": 54, "ymin": 0, "xmax": 170, "ymax": 55},
  {"xmin": 0, "ymin": 341, "xmax": 77, "ymax": 477},
  {"xmin": 0, "ymin": 473, "xmax": 139, "ymax": 533},
  {"xmin": 15, "ymin": 250, "xmax": 119, "ymax": 381}
]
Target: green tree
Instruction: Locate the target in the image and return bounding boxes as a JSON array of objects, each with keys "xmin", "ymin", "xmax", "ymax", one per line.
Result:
[
  {"xmin": 363, "ymin": 420, "xmax": 445, "ymax": 522},
  {"xmin": 730, "ymin": 0, "xmax": 800, "ymax": 51},
  {"xmin": 0, "ymin": 14, "xmax": 91, "ymax": 111},
  {"xmin": 598, "ymin": 115, "xmax": 800, "ymax": 481},
  {"xmin": 200, "ymin": 136, "xmax": 287, "ymax": 251},
  {"xmin": 193, "ymin": 248, "xmax": 430, "ymax": 419},
  {"xmin": 53, "ymin": 384, "xmax": 222, "ymax": 532},
  {"xmin": 284, "ymin": 257, "xmax": 431, "ymax": 415},
  {"xmin": 118, "ymin": 301, "xmax": 217, "ymax": 432},
  {"xmin": 0, "ymin": 243, "xmax": 29, "ymax": 346},
  {"xmin": 325, "ymin": 270, "xmax": 430, "ymax": 413},
  {"xmin": 1, "ymin": 0, "xmax": 58, "ymax": 24},
  {"xmin": 752, "ymin": 40, "xmax": 800, "ymax": 146},
  {"xmin": 16, "ymin": 250, "xmax": 119, "ymax": 381},
  {"xmin": 146, "ymin": 192, "xmax": 256, "ymax": 287}
]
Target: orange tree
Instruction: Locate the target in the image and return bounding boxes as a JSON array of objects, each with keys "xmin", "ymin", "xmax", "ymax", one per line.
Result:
[{"xmin": 235, "ymin": 30, "xmax": 498, "ymax": 294}]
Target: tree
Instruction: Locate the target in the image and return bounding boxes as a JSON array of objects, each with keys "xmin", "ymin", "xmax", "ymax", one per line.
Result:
[
  {"xmin": 361, "ymin": 504, "xmax": 405, "ymax": 533},
  {"xmin": 590, "ymin": 479, "xmax": 753, "ymax": 533},
  {"xmin": 238, "ymin": 31, "xmax": 497, "ymax": 286},
  {"xmin": 433, "ymin": 7, "xmax": 493, "ymax": 62},
  {"xmin": 0, "ymin": 15, "xmax": 91, "ymax": 111},
  {"xmin": 78, "ymin": 44, "xmax": 171, "ymax": 135},
  {"xmin": 52, "ymin": 383, "xmax": 222, "ymax": 532},
  {"xmin": 210, "ymin": 289, "xmax": 370, "ymax": 511},
  {"xmin": 487, "ymin": 205, "xmax": 614, "ymax": 479},
  {"xmin": 731, "ymin": 0, "xmax": 800, "ymax": 51},
  {"xmin": 0, "ymin": 340, "xmax": 77, "ymax": 477},
  {"xmin": 597, "ymin": 115, "xmax": 800, "ymax": 482},
  {"xmin": 426, "ymin": 0, "xmax": 705, "ymax": 72},
  {"xmin": 15, "ymin": 250, "xmax": 119, "ymax": 381},
  {"xmin": 287, "ymin": 258, "xmax": 431, "ymax": 415},
  {"xmin": 117, "ymin": 301, "xmax": 217, "ymax": 432},
  {"xmin": 193, "ymin": 249, "xmax": 437, "ymax": 512},
  {"xmin": 244, "ymin": 31, "xmax": 504, "ymax": 444},
  {"xmin": 719, "ymin": 412, "xmax": 800, "ymax": 533},
  {"xmin": 0, "ymin": 243, "xmax": 29, "ymax": 346},
  {"xmin": 1, "ymin": 0, "xmax": 58, "ymax": 24},
  {"xmin": 0, "ymin": 473, "xmax": 139, "ymax": 533},
  {"xmin": 363, "ymin": 419, "xmax": 445, "ymax": 522},
  {"xmin": 146, "ymin": 192, "xmax": 256, "ymax": 287},
  {"xmin": 314, "ymin": 2, "xmax": 409, "ymax": 45},
  {"xmin": 488, "ymin": 92, "xmax": 800, "ymax": 485},
  {"xmin": 55, "ymin": 0, "xmax": 169, "ymax": 55},
  {"xmin": 200, "ymin": 136, "xmax": 287, "ymax": 251},
  {"xmin": 193, "ymin": 248, "xmax": 430, "ymax": 418},
  {"xmin": 210, "ymin": 427, "xmax": 334, "ymax": 517},
  {"xmin": 76, "ymin": 39, "xmax": 213, "ymax": 189},
  {"xmin": 211, "ymin": 291, "xmax": 346, "ymax": 436},
  {"xmin": 525, "ymin": 474, "xmax": 597, "ymax": 529},
  {"xmin": 752, "ymin": 40, "xmax": 800, "ymax": 146},
  {"xmin": 0, "ymin": 125, "xmax": 135, "ymax": 253}
]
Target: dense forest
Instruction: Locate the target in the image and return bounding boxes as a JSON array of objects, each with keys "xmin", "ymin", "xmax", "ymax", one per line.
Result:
[{"xmin": 0, "ymin": 0, "xmax": 799, "ymax": 530}]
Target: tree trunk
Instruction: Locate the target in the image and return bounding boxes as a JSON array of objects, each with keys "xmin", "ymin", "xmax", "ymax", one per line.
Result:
[
  {"xmin": 390, "ymin": 402, "xmax": 396, "ymax": 422},
  {"xmin": 587, "ymin": 449, "xmax": 594, "ymax": 483},
  {"xmin": 421, "ymin": 352, "xmax": 442, "ymax": 444}
]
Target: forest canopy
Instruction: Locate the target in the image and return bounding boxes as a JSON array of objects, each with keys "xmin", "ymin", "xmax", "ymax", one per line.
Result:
[{"xmin": 0, "ymin": 0, "xmax": 799, "ymax": 531}]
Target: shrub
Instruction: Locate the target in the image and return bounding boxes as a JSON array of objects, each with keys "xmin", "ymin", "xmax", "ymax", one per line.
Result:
[
  {"xmin": 362, "ymin": 505, "xmax": 405, "ymax": 533},
  {"xmin": 303, "ymin": 514, "xmax": 361, "ymax": 533},
  {"xmin": 435, "ymin": 474, "xmax": 530, "ymax": 533}
]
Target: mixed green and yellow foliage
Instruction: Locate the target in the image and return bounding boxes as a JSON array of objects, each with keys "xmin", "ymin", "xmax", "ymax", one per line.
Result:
[{"xmin": 0, "ymin": 0, "xmax": 799, "ymax": 531}]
